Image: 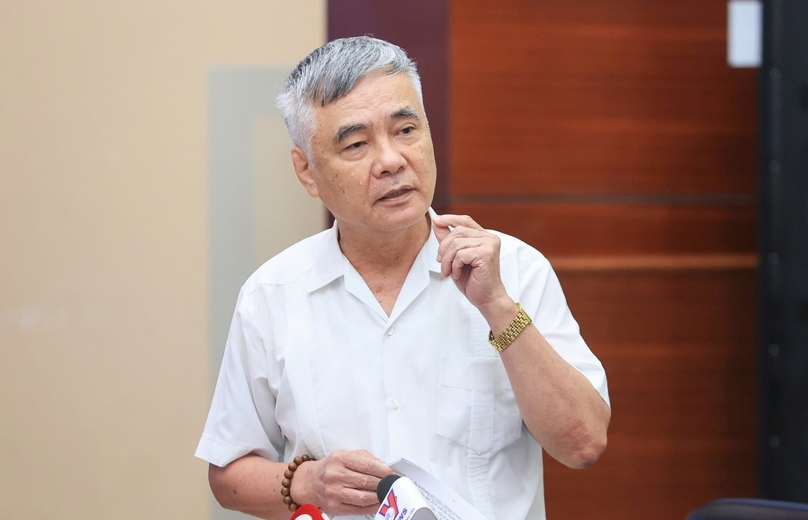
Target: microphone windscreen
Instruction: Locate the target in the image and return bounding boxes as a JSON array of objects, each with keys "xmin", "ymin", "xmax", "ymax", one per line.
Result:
[
  {"xmin": 290, "ymin": 503, "xmax": 324, "ymax": 520},
  {"xmin": 376, "ymin": 474, "xmax": 401, "ymax": 502}
]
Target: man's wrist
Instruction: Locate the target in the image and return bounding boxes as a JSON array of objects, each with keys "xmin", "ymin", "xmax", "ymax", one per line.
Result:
[
  {"xmin": 288, "ymin": 458, "xmax": 318, "ymax": 507},
  {"xmin": 479, "ymin": 294, "xmax": 519, "ymax": 333}
]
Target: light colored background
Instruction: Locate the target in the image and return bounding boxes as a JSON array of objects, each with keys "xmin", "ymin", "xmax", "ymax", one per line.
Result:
[{"xmin": 0, "ymin": 1, "xmax": 325, "ymax": 519}]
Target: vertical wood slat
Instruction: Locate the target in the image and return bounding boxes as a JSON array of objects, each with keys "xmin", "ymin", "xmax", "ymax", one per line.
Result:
[{"xmin": 328, "ymin": 0, "xmax": 451, "ymax": 212}]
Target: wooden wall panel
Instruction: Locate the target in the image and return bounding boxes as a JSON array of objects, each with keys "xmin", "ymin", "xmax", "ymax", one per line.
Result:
[{"xmin": 450, "ymin": 0, "xmax": 758, "ymax": 196}]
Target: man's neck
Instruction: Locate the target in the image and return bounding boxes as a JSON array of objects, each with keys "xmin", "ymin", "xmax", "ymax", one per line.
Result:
[
  {"xmin": 338, "ymin": 214, "xmax": 431, "ymax": 273},
  {"xmin": 337, "ymin": 215, "xmax": 431, "ymax": 315}
]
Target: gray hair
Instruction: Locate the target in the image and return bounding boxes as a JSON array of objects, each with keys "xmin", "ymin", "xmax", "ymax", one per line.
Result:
[{"xmin": 276, "ymin": 36, "xmax": 423, "ymax": 157}]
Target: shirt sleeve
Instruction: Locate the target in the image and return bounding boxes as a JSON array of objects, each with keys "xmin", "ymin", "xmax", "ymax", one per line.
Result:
[
  {"xmin": 195, "ymin": 285, "xmax": 285, "ymax": 467},
  {"xmin": 515, "ymin": 244, "xmax": 610, "ymax": 407}
]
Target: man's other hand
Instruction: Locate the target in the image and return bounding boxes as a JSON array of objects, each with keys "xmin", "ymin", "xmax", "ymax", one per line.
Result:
[{"xmin": 292, "ymin": 449, "xmax": 394, "ymax": 517}]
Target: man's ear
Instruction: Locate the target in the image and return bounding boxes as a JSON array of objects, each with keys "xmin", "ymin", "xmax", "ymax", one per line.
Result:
[{"xmin": 291, "ymin": 147, "xmax": 319, "ymax": 198}]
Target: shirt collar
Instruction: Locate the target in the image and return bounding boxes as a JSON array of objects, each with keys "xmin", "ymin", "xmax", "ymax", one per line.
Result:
[
  {"xmin": 424, "ymin": 207, "xmax": 442, "ymax": 274},
  {"xmin": 305, "ymin": 219, "xmax": 347, "ymax": 293},
  {"xmin": 305, "ymin": 208, "xmax": 442, "ymax": 293}
]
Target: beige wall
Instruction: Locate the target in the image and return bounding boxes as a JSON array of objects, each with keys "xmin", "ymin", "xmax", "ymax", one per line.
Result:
[{"xmin": 0, "ymin": 2, "xmax": 325, "ymax": 519}]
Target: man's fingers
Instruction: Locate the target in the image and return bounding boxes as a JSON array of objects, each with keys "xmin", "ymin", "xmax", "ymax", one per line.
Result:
[
  {"xmin": 436, "ymin": 214, "xmax": 483, "ymax": 231},
  {"xmin": 331, "ymin": 501, "xmax": 383, "ymax": 517},
  {"xmin": 436, "ymin": 225, "xmax": 483, "ymax": 259},
  {"xmin": 320, "ymin": 488, "xmax": 382, "ymax": 518},
  {"xmin": 432, "ymin": 219, "xmax": 451, "ymax": 244},
  {"xmin": 338, "ymin": 487, "xmax": 383, "ymax": 508},
  {"xmin": 341, "ymin": 471, "xmax": 382, "ymax": 492},
  {"xmin": 433, "ymin": 214, "xmax": 483, "ymax": 255},
  {"xmin": 440, "ymin": 237, "xmax": 483, "ymax": 277},
  {"xmin": 451, "ymin": 248, "xmax": 480, "ymax": 280},
  {"xmin": 341, "ymin": 450, "xmax": 392, "ymax": 479},
  {"xmin": 317, "ymin": 450, "xmax": 392, "ymax": 517}
]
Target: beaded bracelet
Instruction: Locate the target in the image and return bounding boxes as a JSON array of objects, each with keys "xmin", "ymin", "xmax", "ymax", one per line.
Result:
[{"xmin": 280, "ymin": 454, "xmax": 312, "ymax": 512}]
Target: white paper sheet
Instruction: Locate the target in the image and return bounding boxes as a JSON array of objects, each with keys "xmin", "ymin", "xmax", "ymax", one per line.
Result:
[{"xmin": 365, "ymin": 459, "xmax": 488, "ymax": 520}]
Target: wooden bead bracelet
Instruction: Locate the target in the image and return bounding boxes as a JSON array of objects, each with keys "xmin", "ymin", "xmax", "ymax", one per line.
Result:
[{"xmin": 280, "ymin": 454, "xmax": 312, "ymax": 512}]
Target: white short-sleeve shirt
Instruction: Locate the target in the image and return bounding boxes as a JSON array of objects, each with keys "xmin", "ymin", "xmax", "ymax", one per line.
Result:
[{"xmin": 196, "ymin": 211, "xmax": 609, "ymax": 520}]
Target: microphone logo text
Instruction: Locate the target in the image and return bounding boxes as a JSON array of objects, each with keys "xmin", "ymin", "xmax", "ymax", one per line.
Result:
[{"xmin": 378, "ymin": 489, "xmax": 399, "ymax": 520}]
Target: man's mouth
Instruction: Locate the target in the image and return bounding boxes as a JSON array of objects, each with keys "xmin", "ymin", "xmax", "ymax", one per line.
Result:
[{"xmin": 379, "ymin": 188, "xmax": 411, "ymax": 200}]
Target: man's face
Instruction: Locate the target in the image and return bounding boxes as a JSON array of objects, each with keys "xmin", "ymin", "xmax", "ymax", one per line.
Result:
[{"xmin": 292, "ymin": 70, "xmax": 437, "ymax": 239}]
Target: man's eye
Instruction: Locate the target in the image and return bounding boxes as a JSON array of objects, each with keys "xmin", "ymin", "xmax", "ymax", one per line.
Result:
[
  {"xmin": 400, "ymin": 126, "xmax": 415, "ymax": 135},
  {"xmin": 346, "ymin": 141, "xmax": 365, "ymax": 150}
]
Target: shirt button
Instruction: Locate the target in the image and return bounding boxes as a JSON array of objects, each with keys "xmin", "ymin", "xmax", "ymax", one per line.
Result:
[
  {"xmin": 391, "ymin": 398, "xmax": 401, "ymax": 409},
  {"xmin": 385, "ymin": 327, "xmax": 394, "ymax": 336}
]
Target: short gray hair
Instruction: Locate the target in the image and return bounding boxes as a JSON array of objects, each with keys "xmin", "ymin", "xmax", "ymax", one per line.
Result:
[{"xmin": 276, "ymin": 36, "xmax": 423, "ymax": 157}]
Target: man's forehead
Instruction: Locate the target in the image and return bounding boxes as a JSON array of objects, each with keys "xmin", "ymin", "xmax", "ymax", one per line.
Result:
[
  {"xmin": 307, "ymin": 71, "xmax": 423, "ymax": 138},
  {"xmin": 318, "ymin": 72, "xmax": 419, "ymax": 111}
]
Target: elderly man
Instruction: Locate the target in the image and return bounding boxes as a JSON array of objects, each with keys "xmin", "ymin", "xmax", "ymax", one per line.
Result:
[{"xmin": 196, "ymin": 36, "xmax": 610, "ymax": 520}]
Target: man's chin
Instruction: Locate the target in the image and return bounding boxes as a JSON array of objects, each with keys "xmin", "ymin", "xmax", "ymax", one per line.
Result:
[{"xmin": 374, "ymin": 204, "xmax": 430, "ymax": 232}]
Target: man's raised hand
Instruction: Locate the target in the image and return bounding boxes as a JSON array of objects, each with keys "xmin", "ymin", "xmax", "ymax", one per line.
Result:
[{"xmin": 432, "ymin": 214, "xmax": 511, "ymax": 314}]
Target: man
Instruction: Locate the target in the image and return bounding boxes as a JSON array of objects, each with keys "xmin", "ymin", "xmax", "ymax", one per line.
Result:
[{"xmin": 196, "ymin": 36, "xmax": 610, "ymax": 520}]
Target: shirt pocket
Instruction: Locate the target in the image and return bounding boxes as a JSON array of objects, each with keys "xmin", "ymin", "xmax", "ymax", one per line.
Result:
[{"xmin": 436, "ymin": 356, "xmax": 524, "ymax": 455}]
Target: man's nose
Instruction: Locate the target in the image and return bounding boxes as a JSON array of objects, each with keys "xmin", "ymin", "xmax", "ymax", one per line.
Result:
[{"xmin": 371, "ymin": 137, "xmax": 406, "ymax": 177}]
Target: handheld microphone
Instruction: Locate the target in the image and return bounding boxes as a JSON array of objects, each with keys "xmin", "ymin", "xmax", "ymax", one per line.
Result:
[
  {"xmin": 289, "ymin": 503, "xmax": 330, "ymax": 520},
  {"xmin": 375, "ymin": 474, "xmax": 438, "ymax": 520}
]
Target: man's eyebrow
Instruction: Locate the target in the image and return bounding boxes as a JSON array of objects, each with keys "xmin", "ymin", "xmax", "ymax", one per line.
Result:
[
  {"xmin": 334, "ymin": 123, "xmax": 367, "ymax": 145},
  {"xmin": 333, "ymin": 107, "xmax": 419, "ymax": 145},
  {"xmin": 391, "ymin": 106, "xmax": 419, "ymax": 120}
]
